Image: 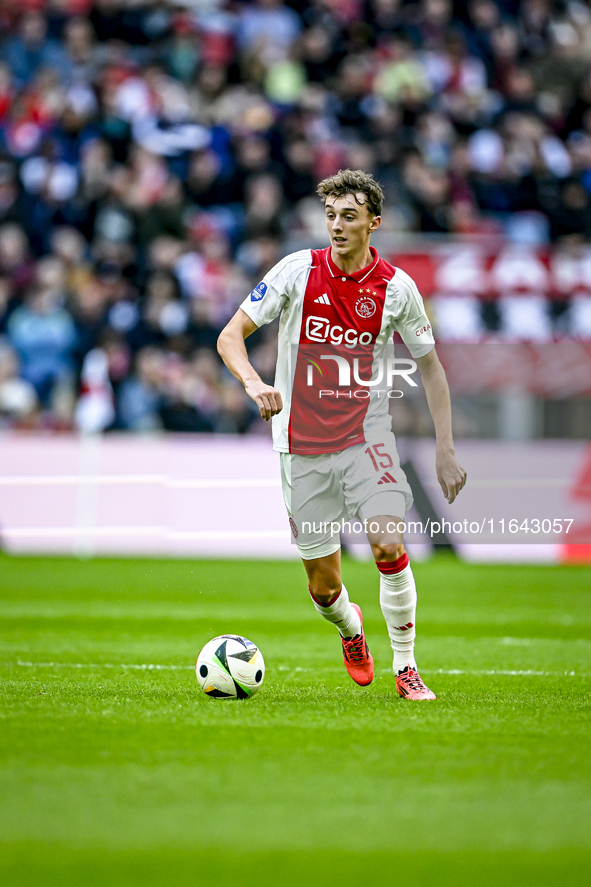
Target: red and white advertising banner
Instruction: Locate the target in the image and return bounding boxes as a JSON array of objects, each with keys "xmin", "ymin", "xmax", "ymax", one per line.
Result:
[{"xmin": 388, "ymin": 244, "xmax": 591, "ymax": 299}]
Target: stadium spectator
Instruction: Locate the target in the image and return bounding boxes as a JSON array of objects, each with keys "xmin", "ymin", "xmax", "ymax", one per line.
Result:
[
  {"xmin": 7, "ymin": 278, "xmax": 77, "ymax": 406},
  {"xmin": 2, "ymin": 13, "xmax": 66, "ymax": 88},
  {"xmin": 117, "ymin": 345, "xmax": 164, "ymax": 431},
  {"xmin": 0, "ymin": 336, "xmax": 38, "ymax": 427}
]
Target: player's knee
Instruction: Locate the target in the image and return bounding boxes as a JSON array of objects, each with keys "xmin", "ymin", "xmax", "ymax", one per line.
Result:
[
  {"xmin": 308, "ymin": 577, "xmax": 341, "ymax": 605},
  {"xmin": 372, "ymin": 541, "xmax": 406, "ymax": 563}
]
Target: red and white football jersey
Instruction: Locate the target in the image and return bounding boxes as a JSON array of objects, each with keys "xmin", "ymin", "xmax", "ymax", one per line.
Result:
[{"xmin": 240, "ymin": 246, "xmax": 435, "ymax": 455}]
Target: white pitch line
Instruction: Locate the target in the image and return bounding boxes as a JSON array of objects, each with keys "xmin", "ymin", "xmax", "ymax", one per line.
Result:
[
  {"xmin": 12, "ymin": 661, "xmax": 191, "ymax": 670},
  {"xmin": 4, "ymin": 662, "xmax": 589, "ymax": 678},
  {"xmin": 424, "ymin": 668, "xmax": 577, "ymax": 677}
]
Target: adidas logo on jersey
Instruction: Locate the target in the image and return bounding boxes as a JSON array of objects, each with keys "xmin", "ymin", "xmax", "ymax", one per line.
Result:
[
  {"xmin": 377, "ymin": 472, "xmax": 398, "ymax": 485},
  {"xmin": 314, "ymin": 294, "xmax": 331, "ymax": 305}
]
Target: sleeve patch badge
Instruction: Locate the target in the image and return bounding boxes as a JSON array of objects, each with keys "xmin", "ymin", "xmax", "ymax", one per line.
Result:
[{"xmin": 250, "ymin": 281, "xmax": 267, "ymax": 302}]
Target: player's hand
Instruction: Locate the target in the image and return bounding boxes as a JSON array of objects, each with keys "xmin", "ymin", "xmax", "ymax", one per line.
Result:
[
  {"xmin": 436, "ymin": 449, "xmax": 467, "ymax": 504},
  {"xmin": 244, "ymin": 380, "xmax": 283, "ymax": 421}
]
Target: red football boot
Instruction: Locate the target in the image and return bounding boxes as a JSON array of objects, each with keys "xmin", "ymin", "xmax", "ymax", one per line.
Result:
[
  {"xmin": 395, "ymin": 665, "xmax": 436, "ymax": 700},
  {"xmin": 341, "ymin": 603, "xmax": 374, "ymax": 686}
]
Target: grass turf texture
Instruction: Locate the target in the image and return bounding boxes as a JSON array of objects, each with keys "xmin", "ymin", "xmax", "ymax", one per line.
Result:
[{"xmin": 0, "ymin": 554, "xmax": 590, "ymax": 887}]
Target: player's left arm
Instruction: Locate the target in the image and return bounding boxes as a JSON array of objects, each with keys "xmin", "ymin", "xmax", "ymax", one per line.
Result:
[{"xmin": 415, "ymin": 348, "xmax": 467, "ymax": 504}]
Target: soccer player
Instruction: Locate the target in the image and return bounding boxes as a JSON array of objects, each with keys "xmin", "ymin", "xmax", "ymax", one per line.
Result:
[{"xmin": 218, "ymin": 169, "xmax": 466, "ymax": 700}]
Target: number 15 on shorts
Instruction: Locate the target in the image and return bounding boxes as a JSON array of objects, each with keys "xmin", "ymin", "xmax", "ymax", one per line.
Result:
[{"xmin": 365, "ymin": 443, "xmax": 393, "ymax": 472}]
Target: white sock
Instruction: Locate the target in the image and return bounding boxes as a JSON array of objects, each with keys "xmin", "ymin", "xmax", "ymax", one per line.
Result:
[
  {"xmin": 378, "ymin": 556, "xmax": 417, "ymax": 674},
  {"xmin": 309, "ymin": 583, "xmax": 362, "ymax": 639}
]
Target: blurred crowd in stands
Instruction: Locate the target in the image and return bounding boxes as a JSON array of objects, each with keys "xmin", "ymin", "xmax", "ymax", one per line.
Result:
[{"xmin": 1, "ymin": 0, "xmax": 591, "ymax": 434}]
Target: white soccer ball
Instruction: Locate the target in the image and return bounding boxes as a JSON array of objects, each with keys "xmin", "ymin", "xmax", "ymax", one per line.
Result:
[{"xmin": 196, "ymin": 635, "xmax": 265, "ymax": 699}]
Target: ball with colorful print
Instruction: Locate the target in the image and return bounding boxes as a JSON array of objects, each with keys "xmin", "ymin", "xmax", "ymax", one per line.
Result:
[{"xmin": 195, "ymin": 635, "xmax": 265, "ymax": 699}]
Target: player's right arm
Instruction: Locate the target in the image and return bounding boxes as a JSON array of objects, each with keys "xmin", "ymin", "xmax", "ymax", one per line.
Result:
[{"xmin": 217, "ymin": 309, "xmax": 283, "ymax": 422}]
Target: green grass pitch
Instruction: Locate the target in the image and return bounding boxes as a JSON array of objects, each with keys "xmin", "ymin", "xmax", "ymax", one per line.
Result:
[{"xmin": 1, "ymin": 553, "xmax": 590, "ymax": 887}]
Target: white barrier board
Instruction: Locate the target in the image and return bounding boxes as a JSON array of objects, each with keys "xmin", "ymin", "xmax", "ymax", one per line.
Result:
[{"xmin": 0, "ymin": 433, "xmax": 589, "ymax": 562}]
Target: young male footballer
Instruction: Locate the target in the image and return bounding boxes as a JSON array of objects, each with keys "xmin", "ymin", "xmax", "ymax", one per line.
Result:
[{"xmin": 218, "ymin": 169, "xmax": 466, "ymax": 700}]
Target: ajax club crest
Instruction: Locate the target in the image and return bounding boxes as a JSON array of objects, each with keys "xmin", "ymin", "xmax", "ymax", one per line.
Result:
[{"xmin": 355, "ymin": 289, "xmax": 377, "ymax": 318}]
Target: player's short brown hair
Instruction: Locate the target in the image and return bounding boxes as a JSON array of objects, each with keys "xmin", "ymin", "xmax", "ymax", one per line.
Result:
[{"xmin": 317, "ymin": 169, "xmax": 384, "ymax": 217}]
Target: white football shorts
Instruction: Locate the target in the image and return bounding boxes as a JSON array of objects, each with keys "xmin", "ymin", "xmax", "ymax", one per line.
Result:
[{"xmin": 280, "ymin": 431, "xmax": 413, "ymax": 560}]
